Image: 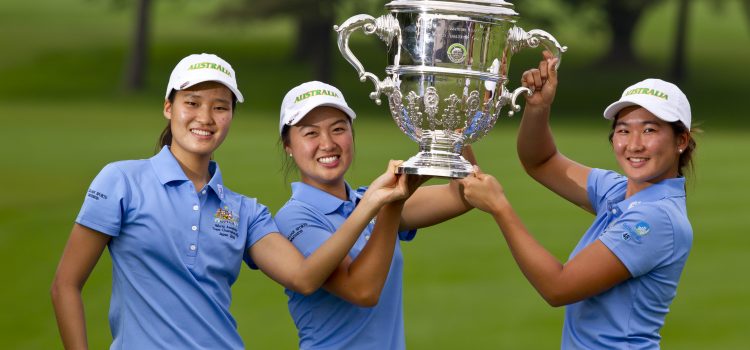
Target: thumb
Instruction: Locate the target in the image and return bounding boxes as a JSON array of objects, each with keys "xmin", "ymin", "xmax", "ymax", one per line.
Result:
[
  {"xmin": 472, "ymin": 165, "xmax": 483, "ymax": 177},
  {"xmin": 547, "ymin": 58, "xmax": 559, "ymax": 83},
  {"xmin": 388, "ymin": 159, "xmax": 404, "ymax": 173}
]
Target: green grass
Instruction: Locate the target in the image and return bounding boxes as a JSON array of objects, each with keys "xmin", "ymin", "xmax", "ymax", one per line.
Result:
[{"xmin": 1, "ymin": 0, "xmax": 749, "ymax": 348}]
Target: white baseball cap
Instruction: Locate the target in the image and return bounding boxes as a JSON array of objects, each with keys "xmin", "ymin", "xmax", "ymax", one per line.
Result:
[
  {"xmin": 165, "ymin": 53, "xmax": 244, "ymax": 103},
  {"xmin": 279, "ymin": 81, "xmax": 356, "ymax": 135},
  {"xmin": 603, "ymin": 78, "xmax": 691, "ymax": 129}
]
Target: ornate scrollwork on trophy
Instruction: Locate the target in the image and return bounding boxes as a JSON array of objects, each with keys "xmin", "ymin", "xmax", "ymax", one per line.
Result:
[
  {"xmin": 442, "ymin": 94, "xmax": 462, "ymax": 131},
  {"xmin": 405, "ymin": 91, "xmax": 422, "ymax": 136},
  {"xmin": 423, "ymin": 87, "xmax": 440, "ymax": 131},
  {"xmin": 335, "ymin": 0, "xmax": 567, "ymax": 178}
]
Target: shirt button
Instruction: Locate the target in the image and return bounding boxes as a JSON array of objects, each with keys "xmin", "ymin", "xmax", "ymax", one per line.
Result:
[
  {"xmin": 191, "ymin": 225, "xmax": 198, "ymax": 231},
  {"xmin": 189, "ymin": 244, "xmax": 197, "ymax": 251},
  {"xmin": 193, "ymin": 205, "xmax": 199, "ymax": 211},
  {"xmin": 611, "ymin": 209, "xmax": 617, "ymax": 214},
  {"xmin": 365, "ymin": 234, "xmax": 370, "ymax": 241},
  {"xmin": 201, "ymin": 190, "xmax": 206, "ymax": 195}
]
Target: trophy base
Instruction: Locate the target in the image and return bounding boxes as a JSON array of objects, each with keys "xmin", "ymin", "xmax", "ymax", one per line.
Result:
[{"xmin": 395, "ymin": 151, "xmax": 474, "ymax": 178}]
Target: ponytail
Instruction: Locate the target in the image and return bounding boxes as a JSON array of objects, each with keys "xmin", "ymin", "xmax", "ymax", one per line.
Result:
[{"xmin": 156, "ymin": 90, "xmax": 176, "ymax": 154}]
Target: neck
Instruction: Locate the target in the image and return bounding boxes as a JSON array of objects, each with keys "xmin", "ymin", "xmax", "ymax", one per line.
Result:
[
  {"xmin": 625, "ymin": 182, "xmax": 651, "ymax": 198},
  {"xmin": 170, "ymin": 147, "xmax": 211, "ymax": 191},
  {"xmin": 625, "ymin": 166, "xmax": 679, "ymax": 198}
]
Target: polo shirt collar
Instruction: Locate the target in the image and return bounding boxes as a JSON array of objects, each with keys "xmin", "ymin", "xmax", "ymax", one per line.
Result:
[
  {"xmin": 150, "ymin": 146, "xmax": 226, "ymax": 200},
  {"xmin": 151, "ymin": 146, "xmax": 189, "ymax": 185},
  {"xmin": 613, "ymin": 177, "xmax": 686, "ymax": 215},
  {"xmin": 290, "ymin": 181, "xmax": 358, "ymax": 214},
  {"xmin": 206, "ymin": 162, "xmax": 226, "ymax": 201}
]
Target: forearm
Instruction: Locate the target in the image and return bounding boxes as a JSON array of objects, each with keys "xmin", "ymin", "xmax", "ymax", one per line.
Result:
[
  {"xmin": 339, "ymin": 202, "xmax": 403, "ymax": 302},
  {"xmin": 294, "ymin": 201, "xmax": 382, "ymax": 292},
  {"xmin": 401, "ymin": 183, "xmax": 471, "ymax": 230},
  {"xmin": 517, "ymin": 104, "xmax": 558, "ymax": 171},
  {"xmin": 490, "ymin": 199, "xmax": 567, "ymax": 306},
  {"xmin": 51, "ymin": 284, "xmax": 88, "ymax": 350}
]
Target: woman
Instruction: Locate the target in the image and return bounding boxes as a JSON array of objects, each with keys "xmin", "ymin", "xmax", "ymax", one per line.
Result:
[
  {"xmin": 459, "ymin": 52, "xmax": 695, "ymax": 349},
  {"xmin": 275, "ymin": 81, "xmax": 474, "ymax": 349},
  {"xmin": 50, "ymin": 54, "xmax": 411, "ymax": 349}
]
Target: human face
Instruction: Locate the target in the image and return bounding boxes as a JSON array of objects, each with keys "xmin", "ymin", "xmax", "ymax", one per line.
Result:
[
  {"xmin": 285, "ymin": 106, "xmax": 353, "ymax": 193},
  {"xmin": 611, "ymin": 106, "xmax": 688, "ymax": 194},
  {"xmin": 163, "ymin": 81, "xmax": 234, "ymax": 163}
]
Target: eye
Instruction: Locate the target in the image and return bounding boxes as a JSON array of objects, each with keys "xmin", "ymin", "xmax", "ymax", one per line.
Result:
[
  {"xmin": 304, "ymin": 130, "xmax": 318, "ymax": 137},
  {"xmin": 184, "ymin": 100, "xmax": 198, "ymax": 107},
  {"xmin": 615, "ymin": 128, "xmax": 628, "ymax": 135},
  {"xmin": 643, "ymin": 127, "xmax": 656, "ymax": 134}
]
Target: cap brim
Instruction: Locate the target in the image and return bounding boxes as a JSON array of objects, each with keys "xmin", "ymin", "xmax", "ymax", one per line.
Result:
[
  {"xmin": 282, "ymin": 103, "xmax": 357, "ymax": 132},
  {"xmin": 602, "ymin": 98, "xmax": 680, "ymax": 124},
  {"xmin": 603, "ymin": 100, "xmax": 638, "ymax": 120},
  {"xmin": 176, "ymin": 80, "xmax": 244, "ymax": 103}
]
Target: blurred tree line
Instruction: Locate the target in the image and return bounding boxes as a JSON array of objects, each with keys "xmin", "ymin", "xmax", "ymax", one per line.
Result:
[{"xmin": 120, "ymin": 0, "xmax": 750, "ymax": 92}]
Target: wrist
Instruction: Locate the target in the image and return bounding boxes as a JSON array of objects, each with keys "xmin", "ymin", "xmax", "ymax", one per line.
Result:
[
  {"xmin": 524, "ymin": 104, "xmax": 551, "ymax": 115},
  {"xmin": 358, "ymin": 195, "xmax": 384, "ymax": 217},
  {"xmin": 489, "ymin": 195, "xmax": 511, "ymax": 217}
]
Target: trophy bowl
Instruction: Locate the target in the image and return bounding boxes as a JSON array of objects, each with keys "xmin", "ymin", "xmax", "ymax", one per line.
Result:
[{"xmin": 335, "ymin": 0, "xmax": 567, "ymax": 178}]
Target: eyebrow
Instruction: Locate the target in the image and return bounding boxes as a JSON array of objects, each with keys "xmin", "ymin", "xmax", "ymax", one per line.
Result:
[
  {"xmin": 615, "ymin": 119, "xmax": 661, "ymax": 127},
  {"xmin": 182, "ymin": 94, "xmax": 231, "ymax": 104}
]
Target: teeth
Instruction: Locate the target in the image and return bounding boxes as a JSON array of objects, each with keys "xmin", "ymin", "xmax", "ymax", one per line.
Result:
[
  {"xmin": 629, "ymin": 157, "xmax": 647, "ymax": 163},
  {"xmin": 318, "ymin": 156, "xmax": 338, "ymax": 164},
  {"xmin": 191, "ymin": 129, "xmax": 211, "ymax": 136}
]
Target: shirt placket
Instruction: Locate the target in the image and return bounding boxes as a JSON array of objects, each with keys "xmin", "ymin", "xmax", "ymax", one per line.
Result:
[{"xmin": 184, "ymin": 185, "xmax": 207, "ymax": 267}]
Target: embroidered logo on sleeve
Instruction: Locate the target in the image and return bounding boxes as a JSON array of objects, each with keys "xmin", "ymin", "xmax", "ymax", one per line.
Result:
[
  {"xmin": 288, "ymin": 223, "xmax": 308, "ymax": 242},
  {"xmin": 622, "ymin": 221, "xmax": 651, "ymax": 243},
  {"xmin": 213, "ymin": 206, "xmax": 239, "ymax": 240},
  {"xmin": 86, "ymin": 189, "xmax": 108, "ymax": 201}
]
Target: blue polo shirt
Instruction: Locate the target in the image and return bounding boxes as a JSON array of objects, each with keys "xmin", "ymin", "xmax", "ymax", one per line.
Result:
[
  {"xmin": 76, "ymin": 146, "xmax": 278, "ymax": 349},
  {"xmin": 561, "ymin": 169, "xmax": 693, "ymax": 349},
  {"xmin": 274, "ymin": 182, "xmax": 416, "ymax": 350}
]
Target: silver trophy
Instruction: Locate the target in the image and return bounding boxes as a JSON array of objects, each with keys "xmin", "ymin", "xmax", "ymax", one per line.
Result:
[{"xmin": 335, "ymin": 0, "xmax": 567, "ymax": 178}]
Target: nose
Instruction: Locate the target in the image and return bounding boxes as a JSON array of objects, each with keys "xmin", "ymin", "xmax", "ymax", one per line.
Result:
[
  {"xmin": 194, "ymin": 106, "xmax": 214, "ymax": 124},
  {"xmin": 319, "ymin": 131, "xmax": 336, "ymax": 151},
  {"xmin": 626, "ymin": 133, "xmax": 645, "ymax": 152}
]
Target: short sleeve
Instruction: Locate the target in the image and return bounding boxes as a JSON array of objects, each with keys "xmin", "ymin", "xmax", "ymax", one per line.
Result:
[
  {"xmin": 275, "ymin": 204, "xmax": 336, "ymax": 258},
  {"xmin": 398, "ymin": 229, "xmax": 417, "ymax": 241},
  {"xmin": 75, "ymin": 163, "xmax": 130, "ymax": 236},
  {"xmin": 587, "ymin": 169, "xmax": 626, "ymax": 213},
  {"xmin": 243, "ymin": 200, "xmax": 280, "ymax": 269},
  {"xmin": 599, "ymin": 204, "xmax": 675, "ymax": 277}
]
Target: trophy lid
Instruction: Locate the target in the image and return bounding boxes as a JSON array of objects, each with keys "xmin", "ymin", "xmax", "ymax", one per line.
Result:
[{"xmin": 385, "ymin": 0, "xmax": 519, "ymax": 18}]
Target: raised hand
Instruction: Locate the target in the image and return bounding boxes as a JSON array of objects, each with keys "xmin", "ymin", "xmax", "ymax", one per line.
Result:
[{"xmin": 521, "ymin": 50, "xmax": 559, "ymax": 108}]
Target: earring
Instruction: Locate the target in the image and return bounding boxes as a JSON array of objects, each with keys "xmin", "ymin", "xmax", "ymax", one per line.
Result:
[
  {"xmin": 678, "ymin": 149, "xmax": 683, "ymax": 154},
  {"xmin": 288, "ymin": 153, "xmax": 293, "ymax": 157}
]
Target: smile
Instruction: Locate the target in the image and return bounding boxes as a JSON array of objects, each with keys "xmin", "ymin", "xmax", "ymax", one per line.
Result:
[
  {"xmin": 628, "ymin": 157, "xmax": 648, "ymax": 163},
  {"xmin": 191, "ymin": 129, "xmax": 213, "ymax": 136},
  {"xmin": 318, "ymin": 155, "xmax": 339, "ymax": 164}
]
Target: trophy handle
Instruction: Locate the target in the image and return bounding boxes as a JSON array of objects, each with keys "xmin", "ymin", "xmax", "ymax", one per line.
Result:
[
  {"xmin": 501, "ymin": 86, "xmax": 533, "ymax": 117},
  {"xmin": 334, "ymin": 14, "xmax": 400, "ymax": 105},
  {"xmin": 502, "ymin": 26, "xmax": 567, "ymax": 116},
  {"xmin": 508, "ymin": 26, "xmax": 568, "ymax": 69}
]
